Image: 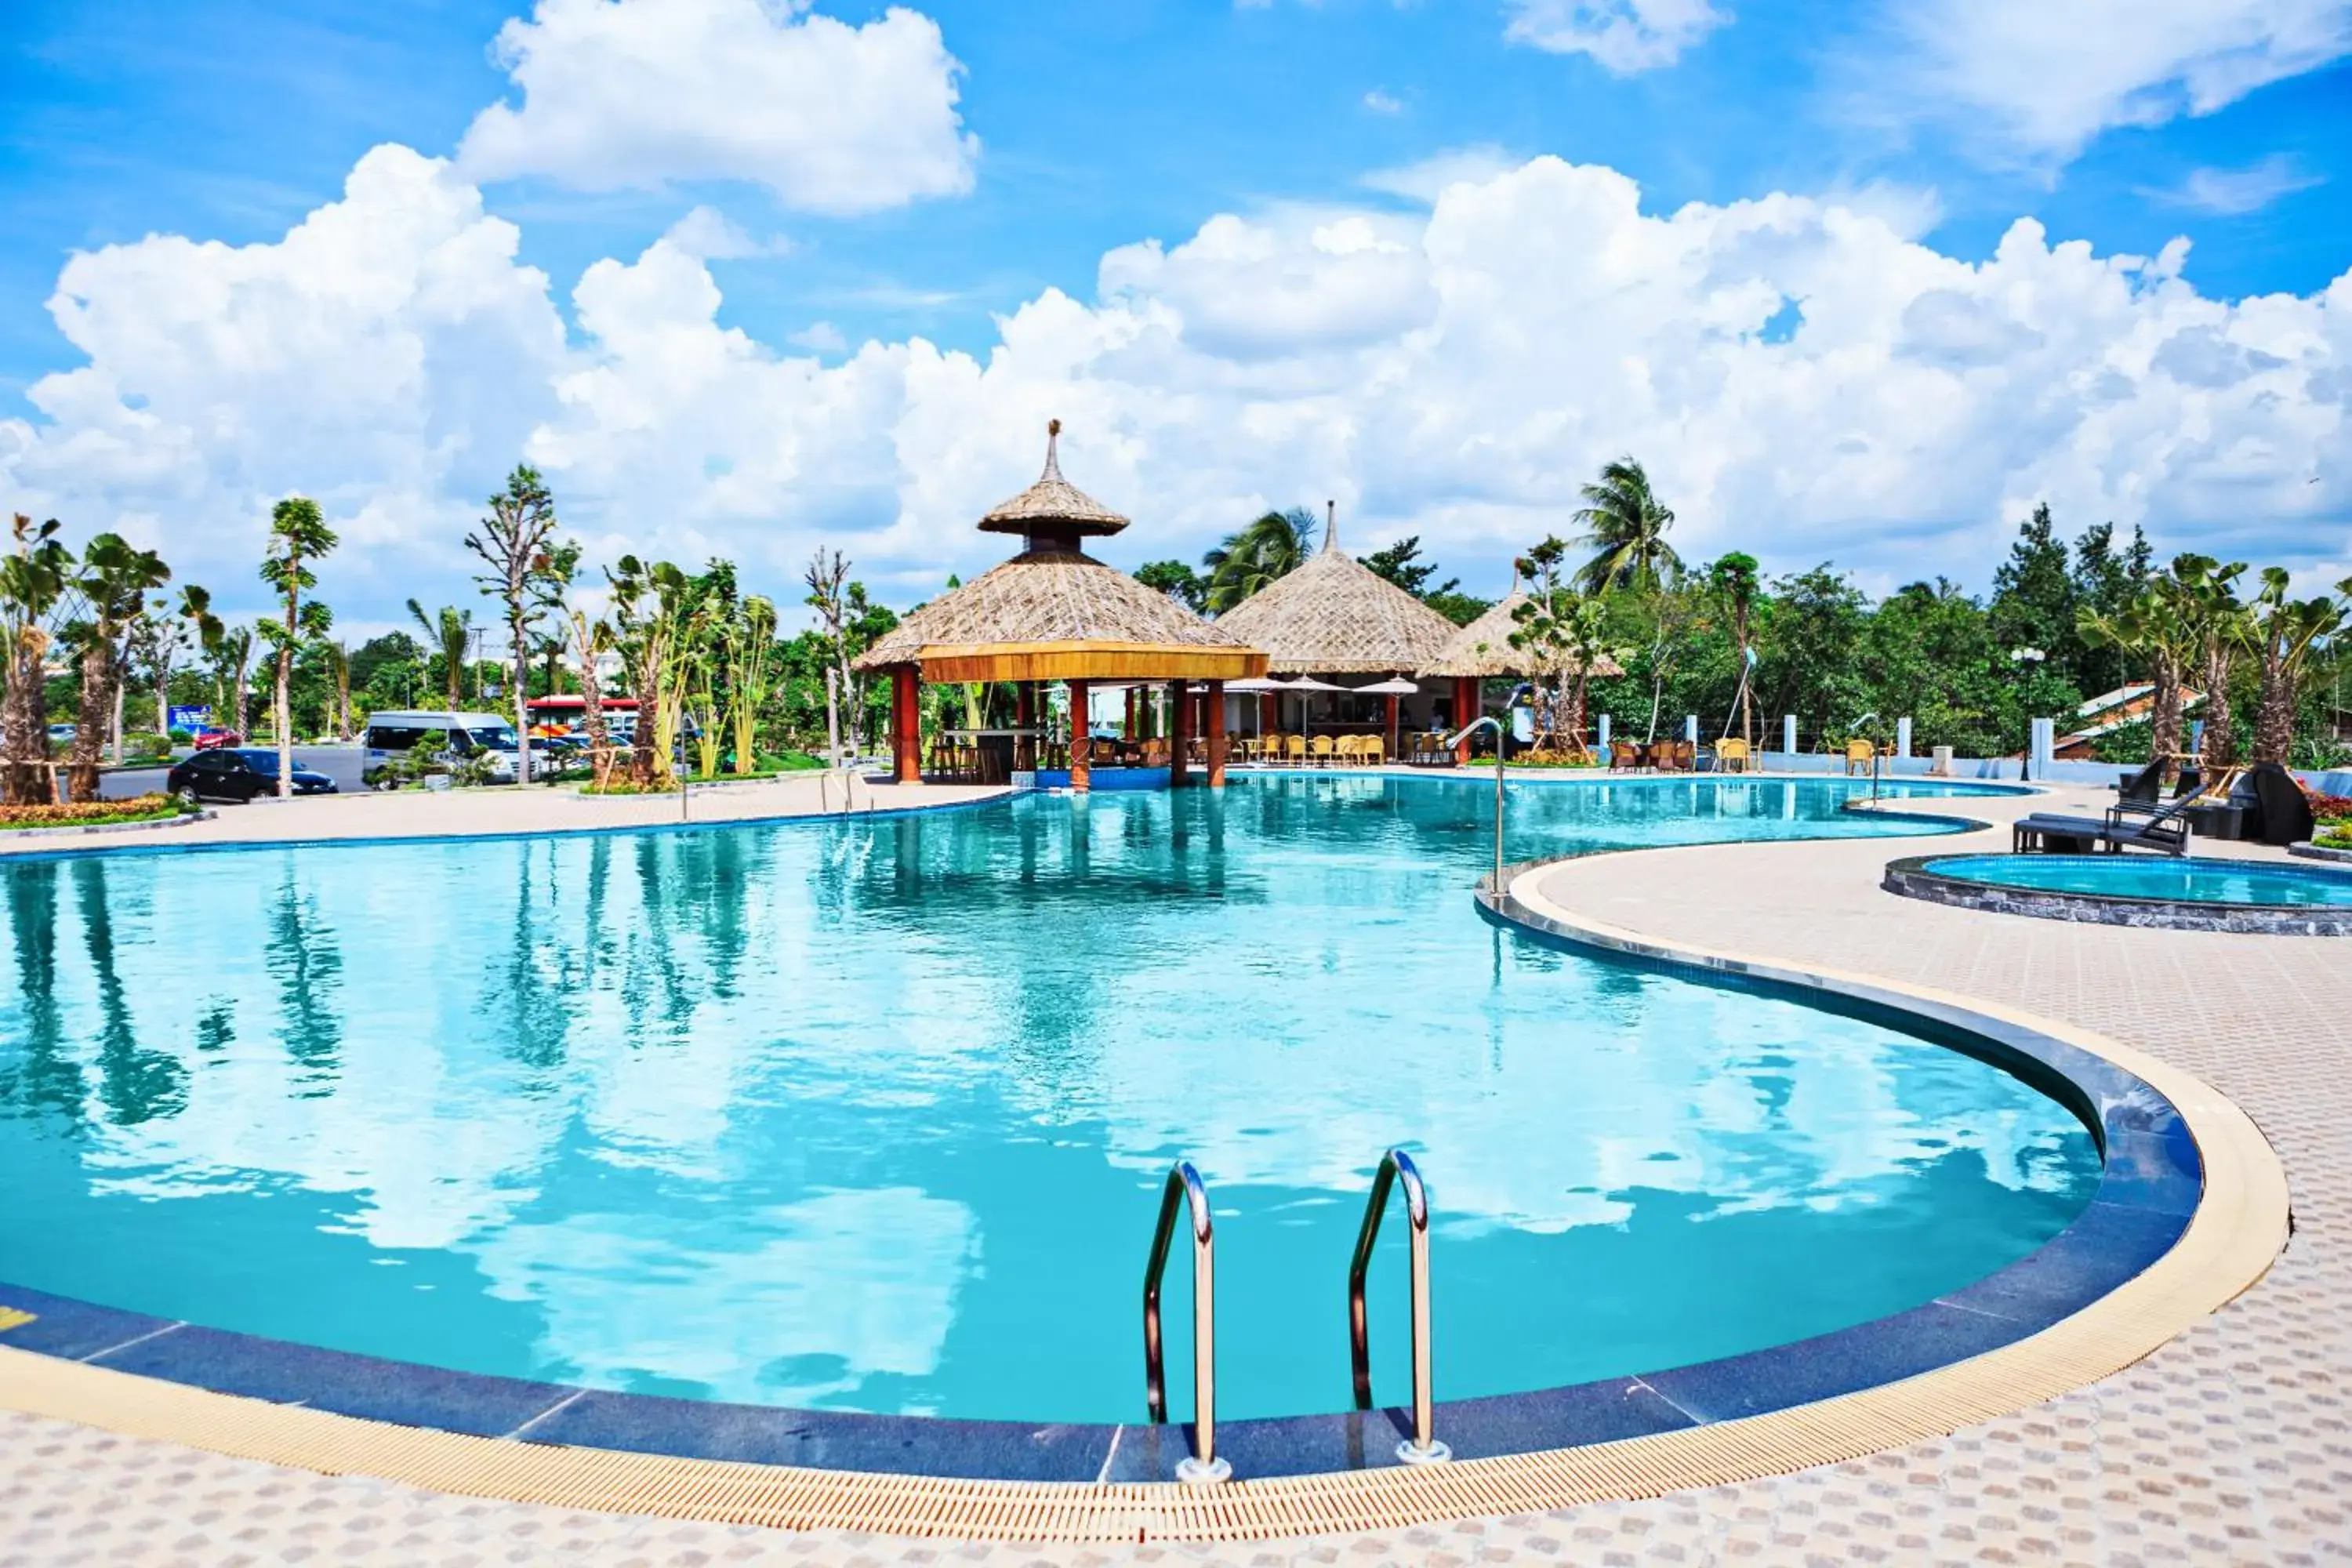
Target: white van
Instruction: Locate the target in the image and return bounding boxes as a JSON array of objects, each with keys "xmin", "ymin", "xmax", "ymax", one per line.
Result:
[{"xmin": 363, "ymin": 710, "xmax": 521, "ymax": 786}]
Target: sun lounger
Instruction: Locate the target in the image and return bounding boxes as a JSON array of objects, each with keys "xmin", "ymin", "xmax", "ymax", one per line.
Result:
[{"xmin": 2013, "ymin": 794, "xmax": 2194, "ymax": 856}]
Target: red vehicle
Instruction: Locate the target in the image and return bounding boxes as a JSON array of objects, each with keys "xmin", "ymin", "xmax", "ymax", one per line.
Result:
[{"xmin": 191, "ymin": 728, "xmax": 243, "ymax": 750}]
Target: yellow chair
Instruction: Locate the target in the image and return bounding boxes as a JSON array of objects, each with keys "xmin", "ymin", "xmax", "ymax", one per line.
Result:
[
  {"xmin": 1285, "ymin": 734, "xmax": 1308, "ymax": 764},
  {"xmin": 1310, "ymin": 735, "xmax": 1336, "ymax": 765},
  {"xmin": 1844, "ymin": 739, "xmax": 1875, "ymax": 775},
  {"xmin": 1716, "ymin": 738, "xmax": 1750, "ymax": 774},
  {"xmin": 1361, "ymin": 735, "xmax": 1385, "ymax": 766}
]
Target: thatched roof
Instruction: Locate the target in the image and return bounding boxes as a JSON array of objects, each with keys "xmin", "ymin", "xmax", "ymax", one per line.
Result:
[
  {"xmin": 1212, "ymin": 530, "xmax": 1458, "ymax": 676},
  {"xmin": 978, "ymin": 419, "xmax": 1129, "ymax": 539},
  {"xmin": 1421, "ymin": 589, "xmax": 1627, "ymax": 679},
  {"xmin": 854, "ymin": 551, "xmax": 1264, "ymax": 683}
]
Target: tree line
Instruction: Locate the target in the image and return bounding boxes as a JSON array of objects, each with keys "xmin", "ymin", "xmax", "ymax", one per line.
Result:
[{"xmin": 1134, "ymin": 463, "xmax": 2352, "ymax": 769}]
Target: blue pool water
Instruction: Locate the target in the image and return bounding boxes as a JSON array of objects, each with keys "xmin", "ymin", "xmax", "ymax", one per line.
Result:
[
  {"xmin": 1927, "ymin": 853, "xmax": 2352, "ymax": 908},
  {"xmin": 0, "ymin": 775, "xmax": 2095, "ymax": 1425}
]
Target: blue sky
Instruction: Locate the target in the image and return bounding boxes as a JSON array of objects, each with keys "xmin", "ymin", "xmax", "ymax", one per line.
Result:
[{"xmin": 2, "ymin": 0, "xmax": 2347, "ymax": 626}]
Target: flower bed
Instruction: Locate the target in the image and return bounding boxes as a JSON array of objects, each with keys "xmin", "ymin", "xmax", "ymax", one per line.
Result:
[{"xmin": 0, "ymin": 793, "xmax": 183, "ymax": 831}]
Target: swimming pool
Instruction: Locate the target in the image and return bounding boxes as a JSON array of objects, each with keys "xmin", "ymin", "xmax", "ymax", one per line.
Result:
[
  {"xmin": 1890, "ymin": 851, "xmax": 2352, "ymax": 935},
  {"xmin": 1, "ymin": 776, "xmax": 2099, "ymax": 1438}
]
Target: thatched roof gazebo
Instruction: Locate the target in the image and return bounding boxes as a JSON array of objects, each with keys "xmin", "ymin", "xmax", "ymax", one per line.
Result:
[
  {"xmin": 1210, "ymin": 505, "xmax": 1459, "ymax": 758},
  {"xmin": 1423, "ymin": 590, "xmax": 1628, "ymax": 681},
  {"xmin": 854, "ymin": 422, "xmax": 1265, "ymax": 790},
  {"xmin": 1421, "ymin": 586, "xmax": 1626, "ymax": 760}
]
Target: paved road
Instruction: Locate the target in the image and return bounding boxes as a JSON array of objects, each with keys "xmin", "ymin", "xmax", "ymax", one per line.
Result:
[{"xmin": 98, "ymin": 742, "xmax": 368, "ymax": 800}]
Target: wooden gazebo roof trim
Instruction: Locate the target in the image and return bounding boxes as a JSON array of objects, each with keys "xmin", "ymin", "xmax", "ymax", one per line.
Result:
[
  {"xmin": 1211, "ymin": 510, "xmax": 1458, "ymax": 677},
  {"xmin": 1420, "ymin": 588, "xmax": 1627, "ymax": 679}
]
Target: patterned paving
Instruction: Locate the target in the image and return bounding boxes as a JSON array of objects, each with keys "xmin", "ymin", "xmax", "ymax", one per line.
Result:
[{"xmin": 5, "ymin": 782, "xmax": 2347, "ymax": 1565}]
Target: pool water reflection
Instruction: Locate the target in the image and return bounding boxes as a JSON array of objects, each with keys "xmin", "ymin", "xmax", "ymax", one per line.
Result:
[{"xmin": 0, "ymin": 775, "xmax": 2095, "ymax": 1424}]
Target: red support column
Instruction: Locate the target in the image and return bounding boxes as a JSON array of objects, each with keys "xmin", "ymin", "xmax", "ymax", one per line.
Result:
[
  {"xmin": 892, "ymin": 665, "xmax": 922, "ymax": 784},
  {"xmin": 1124, "ymin": 687, "xmax": 1136, "ymax": 740},
  {"xmin": 1454, "ymin": 677, "xmax": 1479, "ymax": 763},
  {"xmin": 1260, "ymin": 693, "xmax": 1277, "ymax": 739},
  {"xmin": 1207, "ymin": 680, "xmax": 1227, "ymax": 787},
  {"xmin": 1170, "ymin": 680, "xmax": 1191, "ymax": 786},
  {"xmin": 1015, "ymin": 681, "xmax": 1035, "ymax": 770},
  {"xmin": 1385, "ymin": 693, "xmax": 1399, "ymax": 764},
  {"xmin": 1069, "ymin": 679, "xmax": 1091, "ymax": 793}
]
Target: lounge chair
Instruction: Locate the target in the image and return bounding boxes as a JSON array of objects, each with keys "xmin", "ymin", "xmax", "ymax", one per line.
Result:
[
  {"xmin": 2113, "ymin": 759, "xmax": 2165, "ymax": 806},
  {"xmin": 2013, "ymin": 793, "xmax": 2194, "ymax": 856},
  {"xmin": 2114, "ymin": 766, "xmax": 2201, "ymax": 819}
]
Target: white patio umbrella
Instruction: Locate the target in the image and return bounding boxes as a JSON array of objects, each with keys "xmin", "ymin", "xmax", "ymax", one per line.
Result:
[{"xmin": 1279, "ymin": 676, "xmax": 1348, "ymax": 745}]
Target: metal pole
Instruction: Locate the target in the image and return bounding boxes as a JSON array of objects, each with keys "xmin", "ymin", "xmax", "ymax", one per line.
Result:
[
  {"xmin": 1347, "ymin": 1149, "xmax": 1448, "ymax": 1464},
  {"xmin": 1142, "ymin": 1161, "xmax": 1229, "ymax": 1483},
  {"xmin": 1444, "ymin": 716, "xmax": 1506, "ymax": 890}
]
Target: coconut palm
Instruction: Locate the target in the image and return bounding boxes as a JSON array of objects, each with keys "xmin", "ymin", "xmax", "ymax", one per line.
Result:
[
  {"xmin": 1202, "ymin": 507, "xmax": 1319, "ymax": 614},
  {"xmin": 2169, "ymin": 554, "xmax": 2249, "ymax": 771},
  {"xmin": 408, "ymin": 599, "xmax": 473, "ymax": 711},
  {"xmin": 2248, "ymin": 569, "xmax": 2352, "ymax": 765},
  {"xmin": 0, "ymin": 514, "xmax": 73, "ymax": 803},
  {"xmin": 1571, "ymin": 458, "xmax": 1682, "ymax": 595},
  {"xmin": 260, "ymin": 496, "xmax": 337, "ymax": 797},
  {"xmin": 2080, "ymin": 580, "xmax": 2198, "ymax": 778},
  {"xmin": 65, "ymin": 533, "xmax": 172, "ymax": 801}
]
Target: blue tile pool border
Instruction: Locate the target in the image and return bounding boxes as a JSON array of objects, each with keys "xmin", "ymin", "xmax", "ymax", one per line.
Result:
[
  {"xmin": 1886, "ymin": 853, "xmax": 2352, "ymax": 937},
  {"xmin": 0, "ymin": 834, "xmax": 2198, "ymax": 1486}
]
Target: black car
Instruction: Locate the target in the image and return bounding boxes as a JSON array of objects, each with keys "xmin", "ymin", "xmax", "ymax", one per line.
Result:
[{"xmin": 168, "ymin": 747, "xmax": 339, "ymax": 803}]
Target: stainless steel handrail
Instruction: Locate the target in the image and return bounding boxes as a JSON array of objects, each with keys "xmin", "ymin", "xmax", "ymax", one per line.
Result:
[
  {"xmin": 1444, "ymin": 716, "xmax": 1505, "ymax": 887},
  {"xmin": 1143, "ymin": 1160, "xmax": 1230, "ymax": 1484},
  {"xmin": 1348, "ymin": 1148, "xmax": 1450, "ymax": 1465}
]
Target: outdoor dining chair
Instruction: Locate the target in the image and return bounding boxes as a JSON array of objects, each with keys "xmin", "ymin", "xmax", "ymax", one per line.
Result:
[{"xmin": 1845, "ymin": 739, "xmax": 1875, "ymax": 775}]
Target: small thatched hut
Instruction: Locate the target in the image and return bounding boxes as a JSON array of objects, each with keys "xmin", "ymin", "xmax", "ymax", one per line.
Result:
[
  {"xmin": 1421, "ymin": 586, "xmax": 1627, "ymax": 759},
  {"xmin": 1212, "ymin": 505, "xmax": 1461, "ymax": 751},
  {"xmin": 854, "ymin": 423, "xmax": 1265, "ymax": 790}
]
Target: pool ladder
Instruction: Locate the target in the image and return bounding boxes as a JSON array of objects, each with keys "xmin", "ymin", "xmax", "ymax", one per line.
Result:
[{"xmin": 1142, "ymin": 1147, "xmax": 1449, "ymax": 1485}]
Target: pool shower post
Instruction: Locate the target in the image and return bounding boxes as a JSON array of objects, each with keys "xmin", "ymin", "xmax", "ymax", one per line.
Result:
[
  {"xmin": 1446, "ymin": 715, "xmax": 1506, "ymax": 891},
  {"xmin": 1142, "ymin": 1160, "xmax": 1229, "ymax": 1483}
]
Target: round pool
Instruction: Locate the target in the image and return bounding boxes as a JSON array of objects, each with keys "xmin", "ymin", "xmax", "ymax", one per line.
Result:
[
  {"xmin": 1891, "ymin": 851, "xmax": 2352, "ymax": 935},
  {"xmin": 1, "ymin": 777, "xmax": 2107, "ymax": 1455}
]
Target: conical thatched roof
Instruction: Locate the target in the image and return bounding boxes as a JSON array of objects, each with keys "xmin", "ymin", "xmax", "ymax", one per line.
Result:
[
  {"xmin": 978, "ymin": 419, "xmax": 1129, "ymax": 539},
  {"xmin": 1213, "ymin": 518, "xmax": 1457, "ymax": 676},
  {"xmin": 853, "ymin": 421, "xmax": 1263, "ymax": 684},
  {"xmin": 1421, "ymin": 589, "xmax": 1627, "ymax": 679},
  {"xmin": 858, "ymin": 551, "xmax": 1244, "ymax": 667}
]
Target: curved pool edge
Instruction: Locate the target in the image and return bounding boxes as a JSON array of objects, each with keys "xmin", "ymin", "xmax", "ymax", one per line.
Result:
[
  {"xmin": 1886, "ymin": 852, "xmax": 2352, "ymax": 936},
  {"xmin": 0, "ymin": 779, "xmax": 2286, "ymax": 1543}
]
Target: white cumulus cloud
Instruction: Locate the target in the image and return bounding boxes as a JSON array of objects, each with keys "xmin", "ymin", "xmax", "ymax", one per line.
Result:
[
  {"xmin": 457, "ymin": 0, "xmax": 978, "ymax": 214},
  {"xmin": 1504, "ymin": 0, "xmax": 1733, "ymax": 73},
  {"xmin": 1875, "ymin": 0, "xmax": 2352, "ymax": 162},
  {"xmin": 4, "ymin": 147, "xmax": 2348, "ymax": 627}
]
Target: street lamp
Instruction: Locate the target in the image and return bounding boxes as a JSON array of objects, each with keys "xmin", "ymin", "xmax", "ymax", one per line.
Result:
[{"xmin": 2010, "ymin": 648, "xmax": 2046, "ymax": 781}]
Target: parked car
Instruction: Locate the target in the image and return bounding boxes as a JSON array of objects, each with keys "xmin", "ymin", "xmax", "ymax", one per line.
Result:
[
  {"xmin": 361, "ymin": 710, "xmax": 520, "ymax": 786},
  {"xmin": 168, "ymin": 748, "xmax": 338, "ymax": 803},
  {"xmin": 191, "ymin": 728, "xmax": 243, "ymax": 750}
]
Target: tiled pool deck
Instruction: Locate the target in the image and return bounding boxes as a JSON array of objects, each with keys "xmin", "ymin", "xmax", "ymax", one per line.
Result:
[{"xmin": 4, "ymin": 779, "xmax": 2345, "ymax": 1565}]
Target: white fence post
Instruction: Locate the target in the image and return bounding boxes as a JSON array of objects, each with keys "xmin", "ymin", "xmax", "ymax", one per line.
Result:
[
  {"xmin": 1598, "ymin": 712, "xmax": 1611, "ymax": 750},
  {"xmin": 1782, "ymin": 714, "xmax": 1798, "ymax": 755},
  {"xmin": 1683, "ymin": 714, "xmax": 1698, "ymax": 744},
  {"xmin": 1896, "ymin": 717, "xmax": 1913, "ymax": 759},
  {"xmin": 2030, "ymin": 717, "xmax": 2056, "ymax": 781}
]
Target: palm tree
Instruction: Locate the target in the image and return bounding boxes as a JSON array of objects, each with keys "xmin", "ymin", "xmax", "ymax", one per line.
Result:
[
  {"xmin": 1, "ymin": 514, "xmax": 73, "ymax": 804},
  {"xmin": 2248, "ymin": 569, "xmax": 2351, "ymax": 765},
  {"xmin": 2080, "ymin": 580, "xmax": 2198, "ymax": 779},
  {"xmin": 1202, "ymin": 507, "xmax": 1319, "ymax": 614},
  {"xmin": 260, "ymin": 496, "xmax": 337, "ymax": 797},
  {"xmin": 408, "ymin": 598, "xmax": 472, "ymax": 711},
  {"xmin": 1571, "ymin": 458, "xmax": 1682, "ymax": 595},
  {"xmin": 2169, "ymin": 554, "xmax": 2249, "ymax": 771},
  {"xmin": 1708, "ymin": 552, "xmax": 1760, "ymax": 749},
  {"xmin": 66, "ymin": 534, "xmax": 172, "ymax": 801},
  {"xmin": 215, "ymin": 624, "xmax": 256, "ymax": 738}
]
